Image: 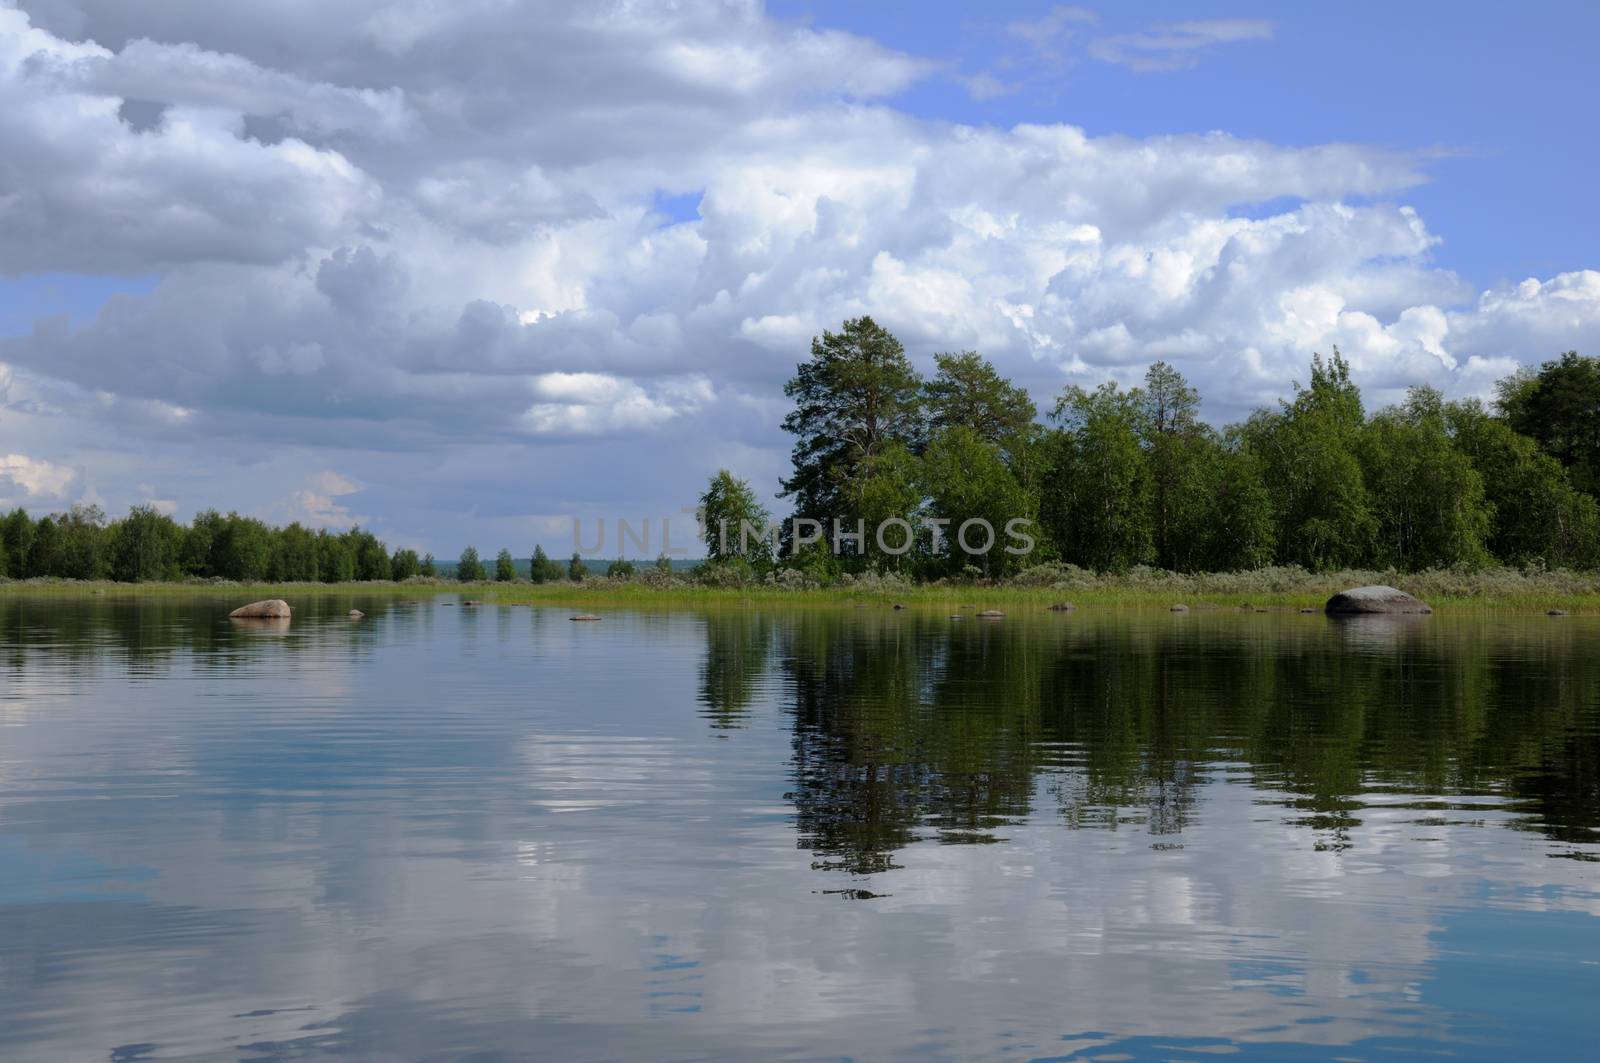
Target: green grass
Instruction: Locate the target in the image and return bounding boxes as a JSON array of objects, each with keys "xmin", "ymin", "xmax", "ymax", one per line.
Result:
[{"xmin": 6, "ymin": 565, "xmax": 1600, "ymax": 613}]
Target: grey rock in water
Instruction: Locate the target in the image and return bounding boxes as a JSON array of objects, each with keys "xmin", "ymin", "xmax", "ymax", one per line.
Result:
[
  {"xmin": 570, "ymin": 614, "xmax": 602, "ymax": 622},
  {"xmin": 229, "ymin": 599, "xmax": 291, "ymax": 619},
  {"xmin": 348, "ymin": 609, "xmax": 364, "ymax": 619},
  {"xmin": 1324, "ymin": 585, "xmax": 1432, "ymax": 615},
  {"xmin": 977, "ymin": 609, "xmax": 1005, "ymax": 619},
  {"xmin": 1170, "ymin": 604, "xmax": 1190, "ymax": 613}
]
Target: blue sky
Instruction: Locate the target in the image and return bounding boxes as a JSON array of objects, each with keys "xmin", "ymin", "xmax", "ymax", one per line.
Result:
[
  {"xmin": 1, "ymin": 1, "xmax": 1597, "ymax": 554},
  {"xmin": 771, "ymin": 0, "xmax": 1599, "ymax": 283}
]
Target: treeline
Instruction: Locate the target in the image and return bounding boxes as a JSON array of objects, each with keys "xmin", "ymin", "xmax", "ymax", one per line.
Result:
[
  {"xmin": 0, "ymin": 503, "xmax": 609, "ymax": 586},
  {"xmin": 0, "ymin": 507, "xmax": 439, "ymax": 583},
  {"xmin": 701, "ymin": 318, "xmax": 1600, "ymax": 578}
]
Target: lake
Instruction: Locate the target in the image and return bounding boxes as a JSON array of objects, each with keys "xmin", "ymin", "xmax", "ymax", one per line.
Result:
[{"xmin": 0, "ymin": 595, "xmax": 1596, "ymax": 1061}]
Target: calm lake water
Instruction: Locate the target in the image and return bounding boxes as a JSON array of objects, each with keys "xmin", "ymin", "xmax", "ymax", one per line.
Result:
[{"xmin": 1, "ymin": 595, "xmax": 1596, "ymax": 1062}]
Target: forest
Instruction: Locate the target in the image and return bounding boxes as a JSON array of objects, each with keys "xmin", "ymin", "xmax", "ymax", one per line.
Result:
[
  {"xmin": 700, "ymin": 319, "xmax": 1600, "ymax": 581},
  {"xmin": 3, "ymin": 318, "xmax": 1597, "ymax": 584}
]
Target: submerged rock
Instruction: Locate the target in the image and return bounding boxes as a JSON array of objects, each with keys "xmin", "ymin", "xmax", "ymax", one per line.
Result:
[
  {"xmin": 1547, "ymin": 609, "xmax": 1570, "ymax": 617},
  {"xmin": 229, "ymin": 599, "xmax": 291, "ymax": 619},
  {"xmin": 977, "ymin": 609, "xmax": 1005, "ymax": 619},
  {"xmin": 1047, "ymin": 602, "xmax": 1076, "ymax": 612},
  {"xmin": 570, "ymin": 614, "xmax": 601, "ymax": 622},
  {"xmin": 892, "ymin": 602, "xmax": 908, "ymax": 610},
  {"xmin": 348, "ymin": 609, "xmax": 364, "ymax": 619},
  {"xmin": 1170, "ymin": 604, "xmax": 1190, "ymax": 613},
  {"xmin": 1324, "ymin": 585, "xmax": 1432, "ymax": 615}
]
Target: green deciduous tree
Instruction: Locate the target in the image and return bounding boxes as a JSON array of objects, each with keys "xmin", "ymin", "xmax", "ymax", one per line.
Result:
[
  {"xmin": 1448, "ymin": 399, "xmax": 1600, "ymax": 567},
  {"xmin": 2, "ymin": 509, "xmax": 35, "ymax": 579},
  {"xmin": 495, "ymin": 548, "xmax": 516, "ymax": 581},
  {"xmin": 1498, "ymin": 351, "xmax": 1600, "ymax": 497},
  {"xmin": 28, "ymin": 515, "xmax": 61, "ymax": 577},
  {"xmin": 1360, "ymin": 387, "xmax": 1491, "ymax": 570},
  {"xmin": 271, "ymin": 522, "xmax": 320, "ymax": 582},
  {"xmin": 317, "ymin": 529, "xmax": 355, "ymax": 582},
  {"xmin": 1136, "ymin": 362, "xmax": 1210, "ymax": 570},
  {"xmin": 700, "ymin": 470, "xmax": 774, "ymax": 566},
  {"xmin": 843, "ymin": 443, "xmax": 923, "ymax": 571},
  {"xmin": 1193, "ymin": 436, "xmax": 1276, "ymax": 571},
  {"xmin": 1242, "ymin": 349, "xmax": 1377, "ymax": 570},
  {"xmin": 921, "ymin": 426, "xmax": 1029, "ymax": 576},
  {"xmin": 1044, "ymin": 383, "xmax": 1153, "ymax": 571},
  {"xmin": 56, "ymin": 504, "xmax": 109, "ymax": 580},
  {"xmin": 390, "ymin": 547, "xmax": 421, "ymax": 580},
  {"xmin": 110, "ymin": 505, "xmax": 182, "ymax": 582}
]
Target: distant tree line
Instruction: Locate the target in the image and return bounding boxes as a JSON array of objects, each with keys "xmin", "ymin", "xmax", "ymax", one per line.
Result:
[
  {"xmin": 0, "ymin": 507, "xmax": 437, "ymax": 584},
  {"xmin": 698, "ymin": 317, "xmax": 1600, "ymax": 578},
  {"xmin": 0, "ymin": 505, "xmax": 601, "ymax": 586}
]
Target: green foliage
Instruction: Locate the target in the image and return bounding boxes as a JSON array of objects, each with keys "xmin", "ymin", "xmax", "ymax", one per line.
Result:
[
  {"xmin": 1044, "ymin": 383, "xmax": 1153, "ymax": 571},
  {"xmin": 391, "ymin": 548, "xmax": 421, "ymax": 580},
  {"xmin": 921, "ymin": 426, "xmax": 1028, "ymax": 576},
  {"xmin": 272, "ymin": 523, "xmax": 320, "ymax": 582},
  {"xmin": 780, "ymin": 316, "xmax": 923, "ymax": 528},
  {"xmin": 1242, "ymin": 349, "xmax": 1377, "ymax": 570},
  {"xmin": 1447, "ymin": 399, "xmax": 1600, "ymax": 567},
  {"xmin": 55, "ymin": 504, "xmax": 110, "ymax": 580},
  {"xmin": 606, "ymin": 558, "xmax": 636, "ymax": 578},
  {"xmin": 530, "ymin": 545, "xmax": 562, "ymax": 583},
  {"xmin": 2, "ymin": 509, "xmax": 35, "ymax": 578},
  {"xmin": 350, "ymin": 528, "xmax": 391, "ymax": 581},
  {"xmin": 109, "ymin": 505, "xmax": 182, "ymax": 582},
  {"xmin": 495, "ymin": 548, "xmax": 516, "ymax": 581},
  {"xmin": 923, "ymin": 350, "xmax": 1037, "ymax": 453},
  {"xmin": 1498, "ymin": 351, "xmax": 1600, "ymax": 497},
  {"xmin": 700, "ymin": 470, "xmax": 774, "ymax": 566},
  {"xmin": 214, "ymin": 513, "xmax": 272, "ymax": 582},
  {"xmin": 317, "ymin": 529, "xmax": 356, "ymax": 582},
  {"xmin": 847, "ymin": 443, "xmax": 923, "ymax": 571},
  {"xmin": 1194, "ymin": 439, "xmax": 1276, "ymax": 571},
  {"xmin": 1360, "ymin": 387, "xmax": 1491, "ymax": 569},
  {"xmin": 1137, "ymin": 362, "xmax": 1208, "ymax": 570},
  {"xmin": 420, "ymin": 553, "xmax": 437, "ymax": 577},
  {"xmin": 568, "ymin": 551, "xmax": 585, "ymax": 581},
  {"xmin": 457, "ymin": 546, "xmax": 486, "ymax": 582}
]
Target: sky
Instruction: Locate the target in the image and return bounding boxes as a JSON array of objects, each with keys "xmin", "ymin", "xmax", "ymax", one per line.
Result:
[{"xmin": 1, "ymin": 0, "xmax": 1597, "ymax": 557}]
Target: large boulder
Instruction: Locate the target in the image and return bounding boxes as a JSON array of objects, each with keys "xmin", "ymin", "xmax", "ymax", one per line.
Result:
[
  {"xmin": 1324, "ymin": 585, "xmax": 1431, "ymax": 615},
  {"xmin": 229, "ymin": 599, "xmax": 291, "ymax": 619}
]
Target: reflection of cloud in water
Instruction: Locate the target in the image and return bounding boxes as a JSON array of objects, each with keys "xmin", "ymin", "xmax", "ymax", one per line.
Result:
[{"xmin": 0, "ymin": 600, "xmax": 1596, "ymax": 1059}]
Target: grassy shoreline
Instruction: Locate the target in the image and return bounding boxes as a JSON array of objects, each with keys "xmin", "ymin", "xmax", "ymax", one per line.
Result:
[{"xmin": 4, "ymin": 567, "xmax": 1600, "ymax": 613}]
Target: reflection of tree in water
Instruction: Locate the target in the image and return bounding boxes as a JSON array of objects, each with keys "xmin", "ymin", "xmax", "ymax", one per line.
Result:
[
  {"xmin": 695, "ymin": 611, "xmax": 774, "ymax": 730},
  {"xmin": 716, "ymin": 610, "xmax": 1600, "ymax": 879},
  {"xmin": 775, "ymin": 613, "xmax": 1044, "ymax": 875},
  {"xmin": 0, "ymin": 594, "xmax": 392, "ymax": 684}
]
